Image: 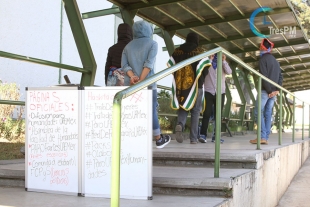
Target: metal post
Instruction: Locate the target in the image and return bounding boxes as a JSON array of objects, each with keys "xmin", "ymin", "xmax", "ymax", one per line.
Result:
[
  {"xmin": 214, "ymin": 51, "xmax": 222, "ymax": 178},
  {"xmin": 293, "ymin": 96, "xmax": 295, "ymax": 142},
  {"xmin": 110, "ymin": 99, "xmax": 122, "ymax": 207},
  {"xmin": 63, "ymin": 0, "xmax": 97, "ymax": 86},
  {"xmin": 302, "ymin": 102, "xmax": 304, "ymax": 140},
  {"xmin": 257, "ymin": 76, "xmax": 261, "ymax": 150},
  {"xmin": 279, "ymin": 89, "xmax": 282, "ymax": 145},
  {"xmin": 58, "ymin": 0, "xmax": 64, "ymax": 84}
]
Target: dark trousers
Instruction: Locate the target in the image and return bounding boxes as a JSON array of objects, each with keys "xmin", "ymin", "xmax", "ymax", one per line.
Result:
[{"xmin": 200, "ymin": 92, "xmax": 225, "ymax": 136}]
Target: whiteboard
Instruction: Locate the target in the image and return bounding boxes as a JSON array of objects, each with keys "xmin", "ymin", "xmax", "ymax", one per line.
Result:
[
  {"xmin": 25, "ymin": 87, "xmax": 80, "ymax": 195},
  {"xmin": 81, "ymin": 87, "xmax": 153, "ymax": 199}
]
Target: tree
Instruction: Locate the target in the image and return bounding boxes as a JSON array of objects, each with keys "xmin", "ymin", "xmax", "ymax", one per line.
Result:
[{"xmin": 291, "ymin": 0, "xmax": 310, "ymax": 38}]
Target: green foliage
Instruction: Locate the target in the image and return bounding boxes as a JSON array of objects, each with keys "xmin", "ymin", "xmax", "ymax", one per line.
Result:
[
  {"xmin": 157, "ymin": 90, "xmax": 176, "ymax": 131},
  {"xmin": 0, "ymin": 81, "xmax": 25, "ymax": 142},
  {"xmin": 291, "ymin": 0, "xmax": 310, "ymax": 37}
]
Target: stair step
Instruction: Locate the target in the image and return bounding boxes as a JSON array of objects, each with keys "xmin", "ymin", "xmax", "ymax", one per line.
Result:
[
  {"xmin": 153, "ymin": 166, "xmax": 253, "ymax": 197},
  {"xmin": 153, "ymin": 152, "xmax": 257, "ymax": 169}
]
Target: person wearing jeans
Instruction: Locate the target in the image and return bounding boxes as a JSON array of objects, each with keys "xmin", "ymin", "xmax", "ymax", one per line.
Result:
[
  {"xmin": 250, "ymin": 38, "xmax": 283, "ymax": 145},
  {"xmin": 253, "ymin": 90, "xmax": 276, "ymax": 141},
  {"xmin": 122, "ymin": 20, "xmax": 171, "ymax": 149}
]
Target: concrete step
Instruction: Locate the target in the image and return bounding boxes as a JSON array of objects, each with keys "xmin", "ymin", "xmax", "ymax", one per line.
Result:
[
  {"xmin": 153, "ymin": 166, "xmax": 253, "ymax": 197},
  {"xmin": 0, "ymin": 159, "xmax": 25, "ymax": 188},
  {"xmin": 153, "ymin": 151, "xmax": 258, "ymax": 169}
]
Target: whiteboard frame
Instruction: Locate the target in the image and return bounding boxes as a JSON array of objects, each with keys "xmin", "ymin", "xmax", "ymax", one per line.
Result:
[
  {"xmin": 25, "ymin": 87, "xmax": 81, "ymax": 196},
  {"xmin": 80, "ymin": 87, "xmax": 153, "ymax": 199}
]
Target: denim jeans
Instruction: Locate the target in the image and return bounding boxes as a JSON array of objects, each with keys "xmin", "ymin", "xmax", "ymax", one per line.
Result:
[
  {"xmin": 152, "ymin": 89, "xmax": 161, "ymax": 137},
  {"xmin": 177, "ymin": 88, "xmax": 203, "ymax": 142},
  {"xmin": 254, "ymin": 90, "xmax": 276, "ymax": 140}
]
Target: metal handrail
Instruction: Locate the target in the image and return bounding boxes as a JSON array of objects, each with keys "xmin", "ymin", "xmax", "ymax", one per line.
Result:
[
  {"xmin": 0, "ymin": 100, "xmax": 25, "ymax": 106},
  {"xmin": 110, "ymin": 46, "xmax": 310, "ymax": 207}
]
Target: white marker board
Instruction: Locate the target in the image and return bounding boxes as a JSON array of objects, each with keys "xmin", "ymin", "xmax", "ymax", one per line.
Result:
[
  {"xmin": 25, "ymin": 87, "xmax": 80, "ymax": 195},
  {"xmin": 81, "ymin": 87, "xmax": 153, "ymax": 199}
]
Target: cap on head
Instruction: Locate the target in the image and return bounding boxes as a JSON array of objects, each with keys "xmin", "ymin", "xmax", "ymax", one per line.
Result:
[{"xmin": 260, "ymin": 38, "xmax": 274, "ymax": 51}]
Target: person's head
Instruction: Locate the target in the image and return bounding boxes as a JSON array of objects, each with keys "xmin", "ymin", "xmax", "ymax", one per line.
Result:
[
  {"xmin": 260, "ymin": 38, "xmax": 274, "ymax": 52},
  {"xmin": 117, "ymin": 23, "xmax": 133, "ymax": 42},
  {"xmin": 132, "ymin": 20, "xmax": 153, "ymax": 39},
  {"xmin": 185, "ymin": 32, "xmax": 199, "ymax": 46}
]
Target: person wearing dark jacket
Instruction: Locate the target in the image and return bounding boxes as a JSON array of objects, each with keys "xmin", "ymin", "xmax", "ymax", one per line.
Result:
[
  {"xmin": 250, "ymin": 38, "xmax": 283, "ymax": 145},
  {"xmin": 105, "ymin": 23, "xmax": 133, "ymax": 86},
  {"xmin": 167, "ymin": 32, "xmax": 211, "ymax": 144}
]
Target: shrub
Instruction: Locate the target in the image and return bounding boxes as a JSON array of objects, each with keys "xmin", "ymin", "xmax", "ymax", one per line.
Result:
[{"xmin": 0, "ymin": 80, "xmax": 25, "ymax": 142}]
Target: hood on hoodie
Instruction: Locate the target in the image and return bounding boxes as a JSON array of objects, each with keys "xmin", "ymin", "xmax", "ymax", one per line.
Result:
[
  {"xmin": 132, "ymin": 20, "xmax": 153, "ymax": 39},
  {"xmin": 180, "ymin": 32, "xmax": 200, "ymax": 53},
  {"xmin": 117, "ymin": 23, "xmax": 133, "ymax": 42}
]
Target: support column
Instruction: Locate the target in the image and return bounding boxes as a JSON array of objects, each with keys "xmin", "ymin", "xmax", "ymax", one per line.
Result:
[
  {"xmin": 231, "ymin": 63, "xmax": 246, "ymax": 129},
  {"xmin": 161, "ymin": 29, "xmax": 176, "ymax": 56},
  {"xmin": 239, "ymin": 69, "xmax": 255, "ymax": 130},
  {"xmin": 119, "ymin": 7, "xmax": 137, "ymax": 26},
  {"xmin": 63, "ymin": 0, "xmax": 97, "ymax": 86}
]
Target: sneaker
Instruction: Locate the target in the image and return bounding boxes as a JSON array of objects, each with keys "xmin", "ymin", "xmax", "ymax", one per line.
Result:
[
  {"xmin": 190, "ymin": 140, "xmax": 197, "ymax": 144},
  {"xmin": 156, "ymin": 134, "xmax": 171, "ymax": 149},
  {"xmin": 198, "ymin": 135, "xmax": 207, "ymax": 143},
  {"xmin": 211, "ymin": 136, "xmax": 224, "ymax": 143},
  {"xmin": 175, "ymin": 123, "xmax": 183, "ymax": 143}
]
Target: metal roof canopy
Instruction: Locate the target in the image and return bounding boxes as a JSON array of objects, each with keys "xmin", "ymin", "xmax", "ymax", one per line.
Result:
[{"xmin": 106, "ymin": 0, "xmax": 310, "ymax": 92}]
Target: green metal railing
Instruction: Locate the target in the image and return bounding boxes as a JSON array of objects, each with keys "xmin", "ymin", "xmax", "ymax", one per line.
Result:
[{"xmin": 110, "ymin": 46, "xmax": 310, "ymax": 207}]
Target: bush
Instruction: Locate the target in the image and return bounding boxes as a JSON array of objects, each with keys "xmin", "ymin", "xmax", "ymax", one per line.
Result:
[{"xmin": 0, "ymin": 80, "xmax": 25, "ymax": 142}]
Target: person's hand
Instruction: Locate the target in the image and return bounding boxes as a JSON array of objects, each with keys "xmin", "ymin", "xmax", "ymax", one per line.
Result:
[
  {"xmin": 268, "ymin": 91, "xmax": 279, "ymax": 98},
  {"xmin": 130, "ymin": 76, "xmax": 139, "ymax": 85}
]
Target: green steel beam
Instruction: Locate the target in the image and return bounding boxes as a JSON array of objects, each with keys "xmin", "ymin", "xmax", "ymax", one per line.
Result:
[
  {"xmin": 239, "ymin": 69, "xmax": 255, "ymax": 130},
  {"xmin": 302, "ymin": 102, "xmax": 305, "ymax": 140},
  {"xmin": 283, "ymin": 67, "xmax": 310, "ymax": 75},
  {"xmin": 293, "ymin": 96, "xmax": 295, "ymax": 142},
  {"xmin": 230, "ymin": 38, "xmax": 307, "ymax": 54},
  {"xmin": 0, "ymin": 100, "xmax": 25, "ymax": 106},
  {"xmin": 284, "ymin": 93, "xmax": 293, "ymax": 126},
  {"xmin": 231, "ymin": 63, "xmax": 246, "ymax": 127},
  {"xmin": 283, "ymin": 74, "xmax": 310, "ymax": 81},
  {"xmin": 223, "ymin": 82, "xmax": 232, "ymax": 119},
  {"xmin": 256, "ymin": 76, "xmax": 262, "ymax": 150},
  {"xmin": 165, "ymin": 8, "xmax": 291, "ymax": 31},
  {"xmin": 126, "ymin": 0, "xmax": 188, "ymax": 10},
  {"xmin": 283, "ymin": 95, "xmax": 291, "ymax": 126},
  {"xmin": 243, "ymin": 49, "xmax": 310, "ymax": 63},
  {"xmin": 63, "ymin": 0, "xmax": 97, "ymax": 86},
  {"xmin": 82, "ymin": 7, "xmax": 120, "ymax": 19},
  {"xmin": 214, "ymin": 51, "xmax": 222, "ymax": 178},
  {"xmin": 284, "ymin": 80, "xmax": 310, "ymax": 87},
  {"xmin": 163, "ymin": 38, "xmax": 307, "ymax": 54},
  {"xmin": 199, "ymin": 29, "xmax": 271, "ymax": 45},
  {"xmin": 279, "ymin": 57, "xmax": 310, "ymax": 67},
  {"xmin": 279, "ymin": 90, "xmax": 283, "ymax": 145},
  {"xmin": 119, "ymin": 7, "xmax": 137, "ymax": 26},
  {"xmin": 161, "ymin": 29, "xmax": 176, "ymax": 56},
  {"xmin": 288, "ymin": 86, "xmax": 310, "ymax": 92},
  {"xmin": 0, "ymin": 51, "xmax": 88, "ymax": 73}
]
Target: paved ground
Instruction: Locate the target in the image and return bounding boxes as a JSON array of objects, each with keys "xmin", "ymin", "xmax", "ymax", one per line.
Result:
[
  {"xmin": 277, "ymin": 157, "xmax": 310, "ymax": 207},
  {"xmin": 0, "ymin": 131, "xmax": 309, "ymax": 207}
]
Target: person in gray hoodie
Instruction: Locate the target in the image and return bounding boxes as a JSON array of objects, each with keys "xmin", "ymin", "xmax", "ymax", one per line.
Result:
[{"xmin": 121, "ymin": 20, "xmax": 171, "ymax": 149}]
